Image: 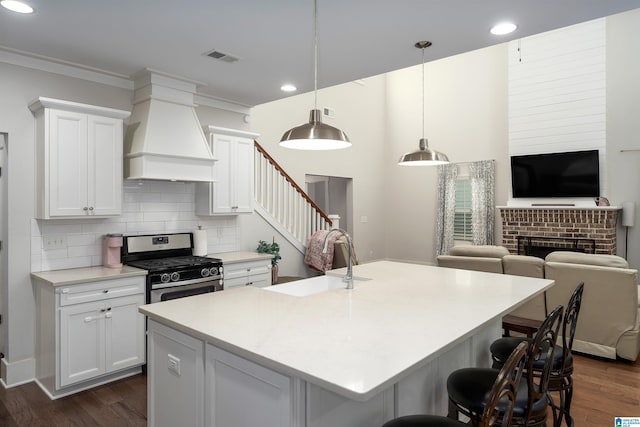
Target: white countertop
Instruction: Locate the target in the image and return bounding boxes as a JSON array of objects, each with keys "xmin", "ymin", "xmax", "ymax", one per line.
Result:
[
  {"xmin": 209, "ymin": 251, "xmax": 273, "ymax": 264},
  {"xmin": 139, "ymin": 260, "xmax": 553, "ymax": 401},
  {"xmin": 31, "ymin": 265, "xmax": 147, "ymax": 286}
]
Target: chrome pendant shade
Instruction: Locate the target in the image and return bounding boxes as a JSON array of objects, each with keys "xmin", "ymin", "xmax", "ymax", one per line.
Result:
[
  {"xmin": 279, "ymin": 0, "xmax": 351, "ymax": 150},
  {"xmin": 398, "ymin": 138, "xmax": 449, "ymax": 166},
  {"xmin": 280, "ymin": 109, "xmax": 351, "ymax": 150},
  {"xmin": 398, "ymin": 41, "xmax": 449, "ymax": 166}
]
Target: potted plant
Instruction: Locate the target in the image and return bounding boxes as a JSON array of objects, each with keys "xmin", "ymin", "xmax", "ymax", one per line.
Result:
[{"xmin": 256, "ymin": 238, "xmax": 281, "ymax": 284}]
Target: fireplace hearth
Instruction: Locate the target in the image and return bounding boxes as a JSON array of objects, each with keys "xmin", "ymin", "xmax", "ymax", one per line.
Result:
[
  {"xmin": 517, "ymin": 236, "xmax": 595, "ymax": 258},
  {"xmin": 499, "ymin": 206, "xmax": 620, "ymax": 256}
]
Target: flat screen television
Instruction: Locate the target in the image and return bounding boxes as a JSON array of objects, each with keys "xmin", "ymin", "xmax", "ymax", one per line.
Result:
[{"xmin": 510, "ymin": 150, "xmax": 600, "ymax": 198}]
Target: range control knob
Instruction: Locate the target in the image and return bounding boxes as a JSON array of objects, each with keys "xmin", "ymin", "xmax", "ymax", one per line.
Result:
[
  {"xmin": 170, "ymin": 272, "xmax": 180, "ymax": 282},
  {"xmin": 201, "ymin": 268, "xmax": 211, "ymax": 277},
  {"xmin": 209, "ymin": 267, "xmax": 219, "ymax": 276},
  {"xmin": 160, "ymin": 273, "xmax": 170, "ymax": 283}
]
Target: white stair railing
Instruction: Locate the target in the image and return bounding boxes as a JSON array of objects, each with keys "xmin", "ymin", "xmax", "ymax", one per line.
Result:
[{"xmin": 254, "ymin": 141, "xmax": 332, "ymax": 250}]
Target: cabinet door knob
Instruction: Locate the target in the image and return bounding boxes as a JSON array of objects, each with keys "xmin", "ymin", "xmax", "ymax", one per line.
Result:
[
  {"xmin": 100, "ymin": 308, "xmax": 106, "ymax": 313},
  {"xmin": 88, "ymin": 206, "xmax": 94, "ymax": 211},
  {"xmin": 103, "ymin": 289, "xmax": 109, "ymax": 293},
  {"xmin": 83, "ymin": 207, "xmax": 89, "ymax": 211}
]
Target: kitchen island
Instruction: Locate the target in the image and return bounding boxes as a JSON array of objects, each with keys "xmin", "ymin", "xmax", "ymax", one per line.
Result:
[{"xmin": 139, "ymin": 260, "xmax": 553, "ymax": 427}]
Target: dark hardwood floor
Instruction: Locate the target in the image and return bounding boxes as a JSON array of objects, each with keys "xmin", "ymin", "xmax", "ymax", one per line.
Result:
[
  {"xmin": 0, "ymin": 352, "xmax": 638, "ymax": 426},
  {"xmin": 0, "ymin": 374, "xmax": 146, "ymax": 426}
]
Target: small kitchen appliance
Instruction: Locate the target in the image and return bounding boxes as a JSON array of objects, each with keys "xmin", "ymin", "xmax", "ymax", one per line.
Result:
[
  {"xmin": 102, "ymin": 233, "xmax": 123, "ymax": 268},
  {"xmin": 121, "ymin": 232, "xmax": 223, "ymax": 304}
]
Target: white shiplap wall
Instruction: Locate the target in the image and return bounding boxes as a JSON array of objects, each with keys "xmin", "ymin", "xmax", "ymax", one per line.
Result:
[
  {"xmin": 31, "ymin": 180, "xmax": 239, "ymax": 272},
  {"xmin": 508, "ymin": 18, "xmax": 607, "ymax": 201}
]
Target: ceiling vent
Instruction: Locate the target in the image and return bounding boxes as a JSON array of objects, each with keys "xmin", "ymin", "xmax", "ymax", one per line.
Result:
[{"xmin": 205, "ymin": 49, "xmax": 239, "ymax": 63}]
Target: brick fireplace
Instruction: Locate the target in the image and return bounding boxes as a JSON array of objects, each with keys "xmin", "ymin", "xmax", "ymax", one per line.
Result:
[{"xmin": 499, "ymin": 207, "xmax": 621, "ymax": 257}]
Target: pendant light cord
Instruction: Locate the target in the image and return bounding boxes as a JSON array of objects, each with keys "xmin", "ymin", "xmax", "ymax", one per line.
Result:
[
  {"xmin": 421, "ymin": 46, "xmax": 425, "ymax": 140},
  {"xmin": 314, "ymin": 0, "xmax": 318, "ymax": 110}
]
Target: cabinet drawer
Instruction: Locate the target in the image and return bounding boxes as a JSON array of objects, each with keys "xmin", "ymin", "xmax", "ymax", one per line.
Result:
[
  {"xmin": 223, "ymin": 273, "xmax": 270, "ymax": 289},
  {"xmin": 223, "ymin": 261, "xmax": 271, "ymax": 278},
  {"xmin": 57, "ymin": 277, "xmax": 145, "ymax": 306}
]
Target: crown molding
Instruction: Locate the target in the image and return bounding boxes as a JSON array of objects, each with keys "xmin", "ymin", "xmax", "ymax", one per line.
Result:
[
  {"xmin": 194, "ymin": 93, "xmax": 251, "ymax": 115},
  {"xmin": 0, "ymin": 45, "xmax": 133, "ymax": 90},
  {"xmin": 0, "ymin": 46, "xmax": 251, "ymax": 115}
]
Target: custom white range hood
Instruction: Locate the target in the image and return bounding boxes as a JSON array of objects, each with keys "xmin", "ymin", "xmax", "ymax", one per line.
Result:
[{"xmin": 124, "ymin": 69, "xmax": 215, "ymax": 182}]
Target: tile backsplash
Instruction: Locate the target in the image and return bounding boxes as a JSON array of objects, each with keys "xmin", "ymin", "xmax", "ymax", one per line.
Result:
[{"xmin": 31, "ymin": 180, "xmax": 238, "ymax": 272}]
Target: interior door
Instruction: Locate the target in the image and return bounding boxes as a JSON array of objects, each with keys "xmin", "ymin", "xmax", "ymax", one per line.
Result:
[{"xmin": 0, "ymin": 133, "xmax": 6, "ymax": 357}]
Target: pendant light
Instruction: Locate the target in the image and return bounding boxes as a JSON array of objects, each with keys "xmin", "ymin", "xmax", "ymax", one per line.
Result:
[
  {"xmin": 398, "ymin": 41, "xmax": 449, "ymax": 166},
  {"xmin": 279, "ymin": 0, "xmax": 351, "ymax": 150}
]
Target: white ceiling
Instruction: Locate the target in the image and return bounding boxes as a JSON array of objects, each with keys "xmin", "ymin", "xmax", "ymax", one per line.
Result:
[{"xmin": 2, "ymin": 0, "xmax": 640, "ymax": 107}]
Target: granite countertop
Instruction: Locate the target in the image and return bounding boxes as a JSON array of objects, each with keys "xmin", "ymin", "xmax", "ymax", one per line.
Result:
[
  {"xmin": 209, "ymin": 251, "xmax": 274, "ymax": 264},
  {"xmin": 139, "ymin": 260, "xmax": 553, "ymax": 402},
  {"xmin": 31, "ymin": 265, "xmax": 147, "ymax": 286}
]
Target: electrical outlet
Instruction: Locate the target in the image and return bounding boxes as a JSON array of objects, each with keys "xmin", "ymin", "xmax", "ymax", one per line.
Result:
[
  {"xmin": 44, "ymin": 236, "xmax": 67, "ymax": 250},
  {"xmin": 168, "ymin": 354, "xmax": 181, "ymax": 376},
  {"xmin": 323, "ymin": 107, "xmax": 336, "ymax": 118}
]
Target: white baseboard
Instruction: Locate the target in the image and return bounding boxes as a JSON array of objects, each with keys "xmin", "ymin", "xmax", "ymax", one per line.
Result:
[{"xmin": 1, "ymin": 356, "xmax": 35, "ymax": 388}]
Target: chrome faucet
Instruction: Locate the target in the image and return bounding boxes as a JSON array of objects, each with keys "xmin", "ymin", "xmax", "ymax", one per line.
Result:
[{"xmin": 322, "ymin": 228, "xmax": 354, "ymax": 289}]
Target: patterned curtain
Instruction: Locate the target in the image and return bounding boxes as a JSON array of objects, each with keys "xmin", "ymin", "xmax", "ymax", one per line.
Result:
[
  {"xmin": 469, "ymin": 160, "xmax": 495, "ymax": 245},
  {"xmin": 436, "ymin": 163, "xmax": 458, "ymax": 255}
]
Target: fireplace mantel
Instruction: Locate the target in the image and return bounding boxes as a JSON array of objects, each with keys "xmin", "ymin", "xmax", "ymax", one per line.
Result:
[{"xmin": 498, "ymin": 206, "xmax": 621, "ymax": 256}]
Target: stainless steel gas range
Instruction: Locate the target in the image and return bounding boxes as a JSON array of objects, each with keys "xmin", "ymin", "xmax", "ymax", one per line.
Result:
[{"xmin": 121, "ymin": 232, "xmax": 223, "ymax": 304}]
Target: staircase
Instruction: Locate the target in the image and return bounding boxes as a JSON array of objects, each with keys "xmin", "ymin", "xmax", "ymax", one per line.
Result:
[{"xmin": 253, "ymin": 141, "xmax": 333, "ymax": 253}]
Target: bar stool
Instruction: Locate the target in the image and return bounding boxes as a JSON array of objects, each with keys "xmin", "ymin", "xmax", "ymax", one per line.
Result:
[
  {"xmin": 381, "ymin": 341, "xmax": 529, "ymax": 427},
  {"xmin": 447, "ymin": 305, "xmax": 563, "ymax": 427},
  {"xmin": 489, "ymin": 282, "xmax": 584, "ymax": 427}
]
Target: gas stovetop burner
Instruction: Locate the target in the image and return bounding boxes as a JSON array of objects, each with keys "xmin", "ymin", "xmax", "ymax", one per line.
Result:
[{"xmin": 127, "ymin": 255, "xmax": 221, "ymax": 272}]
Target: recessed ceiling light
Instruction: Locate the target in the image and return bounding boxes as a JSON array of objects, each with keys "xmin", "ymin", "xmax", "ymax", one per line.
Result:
[
  {"xmin": 490, "ymin": 22, "xmax": 517, "ymax": 35},
  {"xmin": 1, "ymin": 0, "xmax": 34, "ymax": 13},
  {"xmin": 281, "ymin": 84, "xmax": 297, "ymax": 92}
]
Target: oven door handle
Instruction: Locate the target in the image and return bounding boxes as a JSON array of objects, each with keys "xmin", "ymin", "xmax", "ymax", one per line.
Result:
[{"xmin": 151, "ymin": 276, "xmax": 221, "ymax": 290}]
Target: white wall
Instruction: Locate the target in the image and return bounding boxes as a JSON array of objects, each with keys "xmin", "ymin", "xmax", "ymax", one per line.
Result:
[
  {"xmin": 250, "ymin": 75, "xmax": 389, "ymax": 267},
  {"xmin": 250, "ymin": 10, "xmax": 640, "ymax": 270},
  {"xmin": 384, "ymin": 45, "xmax": 509, "ymax": 263},
  {"xmin": 607, "ymin": 8, "xmax": 640, "ymax": 269}
]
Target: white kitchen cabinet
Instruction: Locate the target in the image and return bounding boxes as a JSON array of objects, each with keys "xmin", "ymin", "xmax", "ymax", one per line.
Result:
[
  {"xmin": 205, "ymin": 344, "xmax": 293, "ymax": 427},
  {"xmin": 196, "ymin": 126, "xmax": 259, "ymax": 215},
  {"xmin": 34, "ymin": 275, "xmax": 145, "ymax": 398},
  {"xmin": 223, "ymin": 259, "xmax": 272, "ymax": 289},
  {"xmin": 29, "ymin": 97, "xmax": 130, "ymax": 219}
]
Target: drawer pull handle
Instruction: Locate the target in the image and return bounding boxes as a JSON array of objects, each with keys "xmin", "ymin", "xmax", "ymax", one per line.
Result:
[{"xmin": 103, "ymin": 290, "xmax": 109, "ymax": 293}]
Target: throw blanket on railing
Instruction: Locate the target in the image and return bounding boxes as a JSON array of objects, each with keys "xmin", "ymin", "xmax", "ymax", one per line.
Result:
[{"xmin": 304, "ymin": 230, "xmax": 337, "ymax": 272}]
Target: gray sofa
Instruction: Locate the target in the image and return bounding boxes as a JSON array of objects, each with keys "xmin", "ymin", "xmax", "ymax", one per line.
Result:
[{"xmin": 437, "ymin": 246, "xmax": 640, "ymax": 361}]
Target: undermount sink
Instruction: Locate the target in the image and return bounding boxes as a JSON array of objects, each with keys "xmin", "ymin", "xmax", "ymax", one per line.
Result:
[{"xmin": 265, "ymin": 275, "xmax": 371, "ymax": 297}]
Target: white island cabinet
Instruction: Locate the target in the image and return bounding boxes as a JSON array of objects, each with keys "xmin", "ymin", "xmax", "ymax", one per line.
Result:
[
  {"xmin": 32, "ymin": 266, "xmax": 147, "ymax": 399},
  {"xmin": 29, "ymin": 97, "xmax": 130, "ymax": 219},
  {"xmin": 141, "ymin": 261, "xmax": 554, "ymax": 427}
]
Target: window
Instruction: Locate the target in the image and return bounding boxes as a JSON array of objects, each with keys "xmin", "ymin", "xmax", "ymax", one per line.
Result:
[{"xmin": 454, "ymin": 177, "xmax": 472, "ymax": 241}]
